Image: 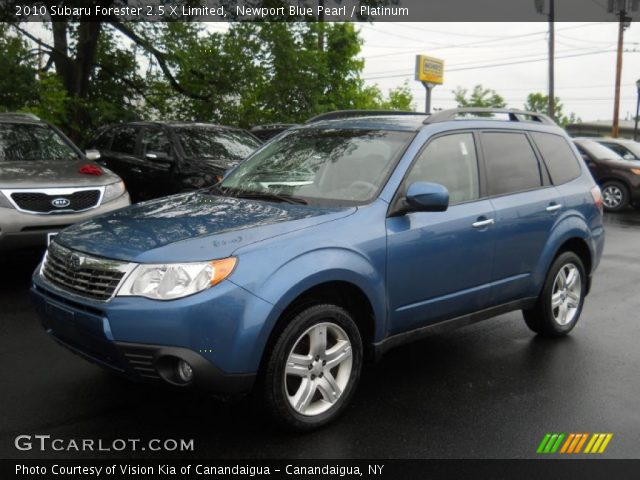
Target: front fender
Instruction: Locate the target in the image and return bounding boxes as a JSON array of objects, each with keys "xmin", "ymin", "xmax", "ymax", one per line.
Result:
[{"xmin": 235, "ymin": 247, "xmax": 387, "ymax": 364}]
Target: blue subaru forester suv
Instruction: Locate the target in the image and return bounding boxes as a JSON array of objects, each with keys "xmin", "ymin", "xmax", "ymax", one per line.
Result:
[{"xmin": 32, "ymin": 108, "xmax": 605, "ymax": 430}]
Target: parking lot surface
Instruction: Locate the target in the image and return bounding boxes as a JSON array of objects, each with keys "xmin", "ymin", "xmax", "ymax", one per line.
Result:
[{"xmin": 1, "ymin": 212, "xmax": 639, "ymax": 459}]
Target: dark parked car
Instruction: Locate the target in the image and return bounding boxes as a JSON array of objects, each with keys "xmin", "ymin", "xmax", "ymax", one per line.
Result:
[
  {"xmin": 86, "ymin": 122, "xmax": 262, "ymax": 201},
  {"xmin": 33, "ymin": 108, "xmax": 604, "ymax": 430},
  {"xmin": 573, "ymin": 137, "xmax": 640, "ymax": 211}
]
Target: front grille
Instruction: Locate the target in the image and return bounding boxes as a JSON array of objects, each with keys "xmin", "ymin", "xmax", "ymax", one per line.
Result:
[
  {"xmin": 41, "ymin": 242, "xmax": 131, "ymax": 301},
  {"xmin": 11, "ymin": 189, "xmax": 100, "ymax": 213}
]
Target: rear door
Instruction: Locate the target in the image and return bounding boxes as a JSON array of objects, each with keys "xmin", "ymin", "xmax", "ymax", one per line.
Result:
[
  {"xmin": 386, "ymin": 131, "xmax": 496, "ymax": 334},
  {"xmin": 479, "ymin": 130, "xmax": 562, "ymax": 304}
]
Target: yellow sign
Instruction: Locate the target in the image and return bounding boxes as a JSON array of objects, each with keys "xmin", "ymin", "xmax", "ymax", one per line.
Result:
[{"xmin": 415, "ymin": 55, "xmax": 444, "ymax": 85}]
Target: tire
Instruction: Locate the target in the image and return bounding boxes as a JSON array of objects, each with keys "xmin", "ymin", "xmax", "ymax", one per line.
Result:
[
  {"xmin": 261, "ymin": 304, "xmax": 363, "ymax": 431},
  {"xmin": 601, "ymin": 180, "xmax": 629, "ymax": 212},
  {"xmin": 523, "ymin": 252, "xmax": 587, "ymax": 337}
]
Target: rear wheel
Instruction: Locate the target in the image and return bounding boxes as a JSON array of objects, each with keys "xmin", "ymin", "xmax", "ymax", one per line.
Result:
[
  {"xmin": 523, "ymin": 252, "xmax": 587, "ymax": 337},
  {"xmin": 601, "ymin": 181, "xmax": 629, "ymax": 211},
  {"xmin": 261, "ymin": 304, "xmax": 363, "ymax": 431}
]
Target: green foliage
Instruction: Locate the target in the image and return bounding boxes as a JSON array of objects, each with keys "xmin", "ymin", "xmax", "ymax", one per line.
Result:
[
  {"xmin": 453, "ymin": 84, "xmax": 506, "ymax": 109},
  {"xmin": 0, "ymin": 22, "xmax": 414, "ymax": 138},
  {"xmin": 524, "ymin": 92, "xmax": 579, "ymax": 127},
  {"xmin": 0, "ymin": 24, "xmax": 38, "ymax": 111}
]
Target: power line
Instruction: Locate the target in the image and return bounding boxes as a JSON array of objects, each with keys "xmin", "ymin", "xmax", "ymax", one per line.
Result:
[
  {"xmin": 364, "ymin": 48, "xmax": 622, "ymax": 80},
  {"xmin": 360, "ymin": 22, "xmax": 610, "ymax": 60}
]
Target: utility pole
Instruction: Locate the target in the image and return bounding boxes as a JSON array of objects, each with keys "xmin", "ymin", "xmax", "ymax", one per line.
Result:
[
  {"xmin": 609, "ymin": 0, "xmax": 638, "ymax": 137},
  {"xmin": 535, "ymin": 0, "xmax": 555, "ymax": 119}
]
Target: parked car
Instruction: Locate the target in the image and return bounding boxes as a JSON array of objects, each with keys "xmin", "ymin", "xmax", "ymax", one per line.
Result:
[
  {"xmin": 593, "ymin": 137, "xmax": 640, "ymax": 160},
  {"xmin": 573, "ymin": 137, "xmax": 640, "ymax": 211},
  {"xmin": 32, "ymin": 108, "xmax": 604, "ymax": 430},
  {"xmin": 85, "ymin": 122, "xmax": 262, "ymax": 202},
  {"xmin": 0, "ymin": 113, "xmax": 130, "ymax": 252},
  {"xmin": 250, "ymin": 123, "xmax": 298, "ymax": 142}
]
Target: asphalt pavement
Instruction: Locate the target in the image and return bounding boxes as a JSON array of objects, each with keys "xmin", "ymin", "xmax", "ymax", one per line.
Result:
[{"xmin": 1, "ymin": 211, "xmax": 639, "ymax": 459}]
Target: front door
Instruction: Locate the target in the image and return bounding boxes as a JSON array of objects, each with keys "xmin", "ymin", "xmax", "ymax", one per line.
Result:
[{"xmin": 386, "ymin": 132, "xmax": 496, "ymax": 335}]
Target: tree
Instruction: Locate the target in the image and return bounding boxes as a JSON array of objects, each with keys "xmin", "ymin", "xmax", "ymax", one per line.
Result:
[
  {"xmin": 1, "ymin": 19, "xmax": 413, "ymax": 139},
  {"xmin": 453, "ymin": 85, "xmax": 506, "ymax": 109},
  {"xmin": 524, "ymin": 92, "xmax": 579, "ymax": 127}
]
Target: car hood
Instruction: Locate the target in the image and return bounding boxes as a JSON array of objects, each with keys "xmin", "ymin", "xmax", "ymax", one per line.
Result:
[
  {"xmin": 0, "ymin": 160, "xmax": 122, "ymax": 187},
  {"xmin": 55, "ymin": 192, "xmax": 355, "ymax": 262}
]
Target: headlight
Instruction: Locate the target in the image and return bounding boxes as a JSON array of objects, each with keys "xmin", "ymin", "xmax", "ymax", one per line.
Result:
[
  {"xmin": 103, "ymin": 181, "xmax": 126, "ymax": 202},
  {"xmin": 0, "ymin": 191, "xmax": 14, "ymax": 209},
  {"xmin": 118, "ymin": 257, "xmax": 237, "ymax": 300}
]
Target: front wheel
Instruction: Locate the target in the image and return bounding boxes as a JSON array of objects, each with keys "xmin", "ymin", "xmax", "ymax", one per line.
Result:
[
  {"xmin": 261, "ymin": 304, "xmax": 363, "ymax": 431},
  {"xmin": 523, "ymin": 252, "xmax": 587, "ymax": 337}
]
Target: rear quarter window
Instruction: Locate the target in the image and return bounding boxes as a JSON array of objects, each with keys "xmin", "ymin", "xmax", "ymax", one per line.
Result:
[{"xmin": 531, "ymin": 132, "xmax": 581, "ymax": 185}]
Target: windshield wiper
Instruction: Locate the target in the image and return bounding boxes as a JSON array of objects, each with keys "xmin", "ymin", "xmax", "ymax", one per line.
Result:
[{"xmin": 229, "ymin": 188, "xmax": 308, "ymax": 205}]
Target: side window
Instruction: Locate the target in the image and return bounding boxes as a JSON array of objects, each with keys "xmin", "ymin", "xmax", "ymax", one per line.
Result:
[
  {"xmin": 482, "ymin": 132, "xmax": 542, "ymax": 196},
  {"xmin": 405, "ymin": 133, "xmax": 480, "ymax": 204},
  {"xmin": 531, "ymin": 132, "xmax": 582, "ymax": 185},
  {"xmin": 141, "ymin": 128, "xmax": 172, "ymax": 157},
  {"xmin": 111, "ymin": 127, "xmax": 139, "ymax": 155},
  {"xmin": 87, "ymin": 128, "xmax": 113, "ymax": 150}
]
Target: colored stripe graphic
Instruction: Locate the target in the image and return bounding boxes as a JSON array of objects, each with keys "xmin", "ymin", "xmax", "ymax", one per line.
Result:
[
  {"xmin": 539, "ymin": 433, "xmax": 613, "ymax": 454},
  {"xmin": 537, "ymin": 433, "xmax": 565, "ymax": 453},
  {"xmin": 585, "ymin": 433, "xmax": 613, "ymax": 454}
]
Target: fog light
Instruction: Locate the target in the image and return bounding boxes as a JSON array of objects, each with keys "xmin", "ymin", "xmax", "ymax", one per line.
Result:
[{"xmin": 177, "ymin": 360, "xmax": 193, "ymax": 383}]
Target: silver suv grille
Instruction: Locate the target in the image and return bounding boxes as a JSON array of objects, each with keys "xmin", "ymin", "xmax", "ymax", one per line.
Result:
[
  {"xmin": 2, "ymin": 187, "xmax": 105, "ymax": 214},
  {"xmin": 41, "ymin": 243, "xmax": 133, "ymax": 301}
]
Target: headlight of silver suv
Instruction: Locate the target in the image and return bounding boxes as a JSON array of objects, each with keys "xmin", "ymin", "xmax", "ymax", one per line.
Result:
[
  {"xmin": 118, "ymin": 257, "xmax": 237, "ymax": 300},
  {"xmin": 0, "ymin": 191, "xmax": 14, "ymax": 209},
  {"xmin": 103, "ymin": 181, "xmax": 126, "ymax": 203}
]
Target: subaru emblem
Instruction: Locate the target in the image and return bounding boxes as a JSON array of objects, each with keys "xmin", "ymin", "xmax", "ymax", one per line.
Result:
[
  {"xmin": 51, "ymin": 198, "xmax": 71, "ymax": 208},
  {"xmin": 67, "ymin": 253, "xmax": 82, "ymax": 270}
]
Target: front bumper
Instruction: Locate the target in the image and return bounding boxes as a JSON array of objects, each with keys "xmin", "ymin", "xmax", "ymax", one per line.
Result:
[
  {"xmin": 30, "ymin": 268, "xmax": 272, "ymax": 395},
  {"xmin": 0, "ymin": 194, "xmax": 130, "ymax": 251}
]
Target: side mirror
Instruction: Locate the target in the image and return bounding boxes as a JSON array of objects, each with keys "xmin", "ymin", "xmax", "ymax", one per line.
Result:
[
  {"xmin": 85, "ymin": 149, "xmax": 101, "ymax": 161},
  {"xmin": 404, "ymin": 181, "xmax": 449, "ymax": 213}
]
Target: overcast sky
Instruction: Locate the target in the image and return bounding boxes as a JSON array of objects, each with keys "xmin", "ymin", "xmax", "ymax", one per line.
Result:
[{"xmin": 357, "ymin": 22, "xmax": 640, "ymax": 121}]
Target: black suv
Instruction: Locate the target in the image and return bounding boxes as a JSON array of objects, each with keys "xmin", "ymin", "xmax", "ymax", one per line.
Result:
[{"xmin": 86, "ymin": 122, "xmax": 262, "ymax": 201}]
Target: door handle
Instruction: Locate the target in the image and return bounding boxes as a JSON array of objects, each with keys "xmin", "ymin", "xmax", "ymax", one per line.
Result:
[
  {"xmin": 131, "ymin": 167, "xmax": 142, "ymax": 174},
  {"xmin": 472, "ymin": 218, "xmax": 495, "ymax": 228},
  {"xmin": 546, "ymin": 204, "xmax": 562, "ymax": 212}
]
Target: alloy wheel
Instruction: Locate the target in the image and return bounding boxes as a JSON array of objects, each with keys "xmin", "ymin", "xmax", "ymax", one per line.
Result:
[
  {"xmin": 602, "ymin": 185, "xmax": 623, "ymax": 209},
  {"xmin": 284, "ymin": 322, "xmax": 353, "ymax": 416},
  {"xmin": 550, "ymin": 263, "xmax": 582, "ymax": 326}
]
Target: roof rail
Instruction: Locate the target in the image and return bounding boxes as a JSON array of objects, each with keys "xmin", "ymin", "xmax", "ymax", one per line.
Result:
[
  {"xmin": 0, "ymin": 112, "xmax": 41, "ymax": 121},
  {"xmin": 307, "ymin": 109, "xmax": 428, "ymax": 124},
  {"xmin": 423, "ymin": 108, "xmax": 556, "ymax": 126}
]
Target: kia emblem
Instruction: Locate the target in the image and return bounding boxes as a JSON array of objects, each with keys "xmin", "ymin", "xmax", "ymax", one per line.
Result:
[{"xmin": 51, "ymin": 198, "xmax": 71, "ymax": 208}]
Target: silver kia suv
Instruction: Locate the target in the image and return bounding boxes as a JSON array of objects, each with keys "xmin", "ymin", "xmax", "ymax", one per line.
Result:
[{"xmin": 0, "ymin": 113, "xmax": 130, "ymax": 251}]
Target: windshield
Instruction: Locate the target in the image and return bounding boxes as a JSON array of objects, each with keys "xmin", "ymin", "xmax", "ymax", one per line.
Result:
[
  {"xmin": 220, "ymin": 128, "xmax": 413, "ymax": 206},
  {"xmin": 0, "ymin": 123, "xmax": 79, "ymax": 162},
  {"xmin": 177, "ymin": 127, "xmax": 261, "ymax": 160}
]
